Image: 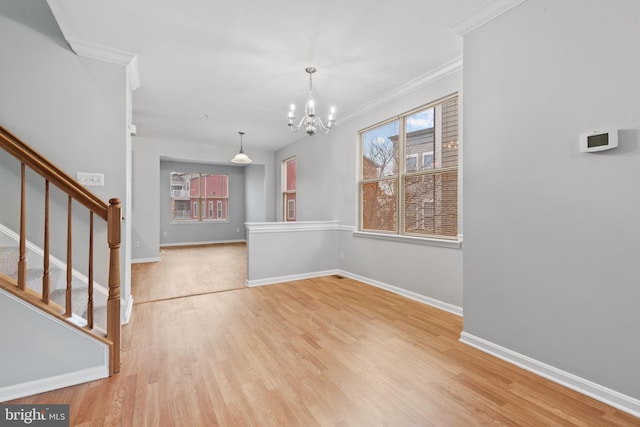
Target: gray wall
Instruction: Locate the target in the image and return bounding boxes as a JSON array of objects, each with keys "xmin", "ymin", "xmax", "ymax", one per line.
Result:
[
  {"xmin": 246, "ymin": 222, "xmax": 339, "ymax": 284},
  {"xmin": 0, "ymin": 1, "xmax": 127, "ymax": 295},
  {"xmin": 132, "ymin": 136, "xmax": 275, "ymax": 261},
  {"xmin": 463, "ymin": 0, "xmax": 640, "ymax": 399},
  {"xmin": 274, "ymin": 71, "xmax": 464, "ymax": 309},
  {"xmin": 244, "ymin": 164, "xmax": 267, "ymax": 223},
  {"xmin": 159, "ymin": 160, "xmax": 246, "ymax": 245},
  {"xmin": 0, "ymin": 290, "xmax": 108, "ymax": 393}
]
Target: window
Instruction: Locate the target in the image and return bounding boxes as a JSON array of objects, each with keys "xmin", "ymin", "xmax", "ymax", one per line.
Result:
[
  {"xmin": 287, "ymin": 199, "xmax": 296, "ymax": 221},
  {"xmin": 422, "ymin": 151, "xmax": 434, "ymax": 170},
  {"xmin": 170, "ymin": 172, "xmax": 229, "ymax": 222},
  {"xmin": 359, "ymin": 94, "xmax": 458, "ymax": 239},
  {"xmin": 217, "ymin": 201, "xmax": 223, "ymax": 219},
  {"xmin": 282, "ymin": 157, "xmax": 296, "ymax": 221},
  {"xmin": 406, "ymin": 154, "xmax": 418, "ymax": 172},
  {"xmin": 192, "ymin": 201, "xmax": 199, "ymax": 220}
]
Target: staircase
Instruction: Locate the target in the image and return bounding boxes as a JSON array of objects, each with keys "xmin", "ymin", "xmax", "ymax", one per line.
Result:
[
  {"xmin": 0, "ymin": 126, "xmax": 121, "ymax": 384},
  {"xmin": 0, "ymin": 245, "xmax": 108, "ymax": 331}
]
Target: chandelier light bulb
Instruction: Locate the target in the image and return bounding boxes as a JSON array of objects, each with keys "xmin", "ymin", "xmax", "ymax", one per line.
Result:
[{"xmin": 306, "ymin": 98, "xmax": 315, "ymax": 116}]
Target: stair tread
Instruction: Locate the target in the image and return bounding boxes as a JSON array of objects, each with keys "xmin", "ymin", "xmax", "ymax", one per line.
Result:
[
  {"xmin": 1, "ymin": 247, "xmax": 107, "ymax": 330},
  {"xmin": 0, "ymin": 246, "xmax": 19, "ymax": 276}
]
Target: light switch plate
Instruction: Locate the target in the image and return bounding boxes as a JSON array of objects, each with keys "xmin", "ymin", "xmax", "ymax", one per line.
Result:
[{"xmin": 76, "ymin": 172, "xmax": 104, "ymax": 186}]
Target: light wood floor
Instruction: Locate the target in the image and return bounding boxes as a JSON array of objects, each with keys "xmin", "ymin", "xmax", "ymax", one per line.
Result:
[
  {"xmin": 131, "ymin": 243, "xmax": 247, "ymax": 303},
  {"xmin": 8, "ymin": 246, "xmax": 640, "ymax": 426}
]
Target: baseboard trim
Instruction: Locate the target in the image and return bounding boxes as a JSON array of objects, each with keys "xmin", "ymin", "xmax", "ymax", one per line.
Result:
[
  {"xmin": 159, "ymin": 239, "xmax": 245, "ymax": 248},
  {"xmin": 247, "ymin": 269, "xmax": 463, "ymax": 316},
  {"xmin": 121, "ymin": 294, "xmax": 134, "ymax": 324},
  {"xmin": 459, "ymin": 332, "xmax": 640, "ymax": 419},
  {"xmin": 246, "ymin": 269, "xmax": 339, "ymax": 287},
  {"xmin": 338, "ymin": 270, "xmax": 463, "ymax": 316},
  {"xmin": 0, "ymin": 366, "xmax": 108, "ymax": 403},
  {"xmin": 131, "ymin": 257, "xmax": 161, "ymax": 264}
]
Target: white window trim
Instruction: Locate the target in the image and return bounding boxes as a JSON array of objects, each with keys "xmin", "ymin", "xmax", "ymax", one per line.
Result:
[
  {"xmin": 357, "ymin": 93, "xmax": 460, "ymax": 242},
  {"xmin": 353, "ymin": 230, "xmax": 463, "ymax": 248}
]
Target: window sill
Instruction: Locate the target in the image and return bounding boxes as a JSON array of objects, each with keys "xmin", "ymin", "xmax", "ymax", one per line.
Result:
[{"xmin": 352, "ymin": 231, "xmax": 463, "ymax": 249}]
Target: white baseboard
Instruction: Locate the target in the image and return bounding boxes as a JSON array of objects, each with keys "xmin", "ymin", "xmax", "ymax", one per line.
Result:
[
  {"xmin": 339, "ymin": 270, "xmax": 463, "ymax": 316},
  {"xmin": 459, "ymin": 332, "xmax": 640, "ymax": 419},
  {"xmin": 121, "ymin": 294, "xmax": 134, "ymax": 324},
  {"xmin": 246, "ymin": 269, "xmax": 463, "ymax": 317},
  {"xmin": 159, "ymin": 239, "xmax": 246, "ymax": 248},
  {"xmin": 246, "ymin": 269, "xmax": 339, "ymax": 287},
  {"xmin": 0, "ymin": 366, "xmax": 108, "ymax": 403},
  {"xmin": 131, "ymin": 257, "xmax": 161, "ymax": 264}
]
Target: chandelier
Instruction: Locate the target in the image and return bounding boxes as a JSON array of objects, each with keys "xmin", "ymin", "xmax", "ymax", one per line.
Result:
[
  {"xmin": 231, "ymin": 131, "xmax": 252, "ymax": 164},
  {"xmin": 287, "ymin": 67, "xmax": 336, "ymax": 136}
]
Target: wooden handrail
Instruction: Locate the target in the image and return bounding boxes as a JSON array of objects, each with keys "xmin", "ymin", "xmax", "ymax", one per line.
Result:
[
  {"xmin": 0, "ymin": 126, "xmax": 108, "ymax": 220},
  {"xmin": 0, "ymin": 125, "xmax": 121, "ymax": 376}
]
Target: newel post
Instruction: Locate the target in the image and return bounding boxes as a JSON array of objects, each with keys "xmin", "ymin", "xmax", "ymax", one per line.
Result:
[{"xmin": 107, "ymin": 198, "xmax": 121, "ymax": 374}]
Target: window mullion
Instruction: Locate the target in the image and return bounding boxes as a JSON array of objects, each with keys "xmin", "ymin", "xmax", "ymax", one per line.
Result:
[{"xmin": 398, "ymin": 116, "xmax": 406, "ymax": 235}]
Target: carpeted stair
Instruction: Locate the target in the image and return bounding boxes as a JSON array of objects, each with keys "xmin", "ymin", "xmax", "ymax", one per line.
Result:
[{"xmin": 0, "ymin": 245, "xmax": 106, "ymax": 330}]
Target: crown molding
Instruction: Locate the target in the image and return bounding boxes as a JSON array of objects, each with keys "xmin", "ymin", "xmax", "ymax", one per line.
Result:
[
  {"xmin": 65, "ymin": 37, "xmax": 141, "ymax": 90},
  {"xmin": 127, "ymin": 55, "xmax": 141, "ymax": 90},
  {"xmin": 339, "ymin": 55, "xmax": 462, "ymax": 125},
  {"xmin": 451, "ymin": 0, "xmax": 527, "ymax": 35},
  {"xmin": 66, "ymin": 37, "xmax": 134, "ymax": 65}
]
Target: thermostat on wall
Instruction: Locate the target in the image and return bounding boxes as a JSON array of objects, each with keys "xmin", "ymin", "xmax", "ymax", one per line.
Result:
[{"xmin": 580, "ymin": 128, "xmax": 618, "ymax": 152}]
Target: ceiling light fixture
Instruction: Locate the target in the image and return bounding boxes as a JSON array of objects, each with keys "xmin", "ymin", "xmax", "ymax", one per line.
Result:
[
  {"xmin": 287, "ymin": 67, "xmax": 336, "ymax": 136},
  {"xmin": 231, "ymin": 131, "xmax": 252, "ymax": 164}
]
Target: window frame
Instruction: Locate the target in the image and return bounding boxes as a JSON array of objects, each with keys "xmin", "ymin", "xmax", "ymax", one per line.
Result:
[
  {"xmin": 357, "ymin": 93, "xmax": 461, "ymax": 247},
  {"xmin": 282, "ymin": 156, "xmax": 296, "ymax": 221},
  {"xmin": 169, "ymin": 172, "xmax": 229, "ymax": 223}
]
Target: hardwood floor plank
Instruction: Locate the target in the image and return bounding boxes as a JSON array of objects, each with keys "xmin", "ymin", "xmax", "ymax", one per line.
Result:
[
  {"xmin": 132, "ymin": 243, "xmax": 246, "ymax": 303},
  {"xmin": 7, "ymin": 245, "xmax": 640, "ymax": 426}
]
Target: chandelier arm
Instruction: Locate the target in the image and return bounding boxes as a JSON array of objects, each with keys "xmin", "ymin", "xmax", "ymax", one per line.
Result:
[
  {"xmin": 288, "ymin": 116, "xmax": 306, "ymax": 132},
  {"xmin": 315, "ymin": 117, "xmax": 331, "ymax": 135}
]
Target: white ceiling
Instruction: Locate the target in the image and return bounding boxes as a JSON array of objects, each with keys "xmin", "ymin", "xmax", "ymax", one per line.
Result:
[{"xmin": 47, "ymin": 0, "xmax": 494, "ymax": 152}]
